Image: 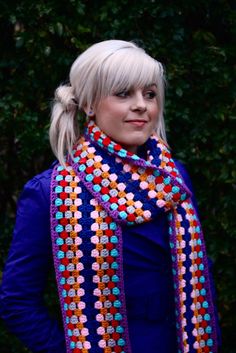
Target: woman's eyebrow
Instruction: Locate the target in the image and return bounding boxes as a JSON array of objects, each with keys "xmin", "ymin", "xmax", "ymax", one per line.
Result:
[{"xmin": 145, "ymin": 84, "xmax": 157, "ymax": 89}]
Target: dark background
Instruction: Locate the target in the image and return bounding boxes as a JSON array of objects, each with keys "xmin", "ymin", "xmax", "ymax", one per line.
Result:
[{"xmin": 0, "ymin": 1, "xmax": 235, "ymax": 352}]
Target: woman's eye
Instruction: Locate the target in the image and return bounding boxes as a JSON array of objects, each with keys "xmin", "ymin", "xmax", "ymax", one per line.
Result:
[
  {"xmin": 115, "ymin": 90, "xmax": 129, "ymax": 98},
  {"xmin": 145, "ymin": 91, "xmax": 157, "ymax": 99}
]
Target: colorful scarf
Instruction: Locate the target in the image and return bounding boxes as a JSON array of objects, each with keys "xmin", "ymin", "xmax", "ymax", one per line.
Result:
[{"xmin": 50, "ymin": 120, "xmax": 218, "ymax": 353}]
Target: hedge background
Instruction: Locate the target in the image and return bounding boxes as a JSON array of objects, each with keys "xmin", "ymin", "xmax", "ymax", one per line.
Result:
[{"xmin": 0, "ymin": 1, "xmax": 235, "ymax": 352}]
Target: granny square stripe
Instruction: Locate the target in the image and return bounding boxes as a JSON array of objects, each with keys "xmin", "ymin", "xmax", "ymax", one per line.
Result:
[
  {"xmin": 50, "ymin": 120, "xmax": 218, "ymax": 353},
  {"xmin": 90, "ymin": 203, "xmax": 130, "ymax": 352}
]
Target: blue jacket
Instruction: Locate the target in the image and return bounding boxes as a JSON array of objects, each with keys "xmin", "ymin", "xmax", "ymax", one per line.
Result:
[{"xmin": 0, "ymin": 161, "xmax": 220, "ymax": 353}]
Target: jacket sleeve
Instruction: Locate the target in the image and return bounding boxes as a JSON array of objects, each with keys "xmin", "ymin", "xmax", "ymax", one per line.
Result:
[
  {"xmin": 0, "ymin": 171, "xmax": 66, "ymax": 353},
  {"xmin": 175, "ymin": 160, "xmax": 222, "ymax": 348}
]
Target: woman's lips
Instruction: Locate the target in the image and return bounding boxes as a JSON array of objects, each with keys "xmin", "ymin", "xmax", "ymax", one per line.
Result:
[{"xmin": 125, "ymin": 120, "xmax": 147, "ymax": 127}]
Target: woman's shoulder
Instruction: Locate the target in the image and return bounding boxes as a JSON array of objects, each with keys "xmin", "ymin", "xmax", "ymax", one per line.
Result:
[
  {"xmin": 19, "ymin": 161, "xmax": 57, "ymax": 208},
  {"xmin": 174, "ymin": 159, "xmax": 192, "ymax": 188},
  {"xmin": 174, "ymin": 159, "xmax": 199, "ymax": 212},
  {"xmin": 26, "ymin": 170, "xmax": 50, "ymax": 189},
  {"xmin": 25, "ymin": 161, "xmax": 57, "ymax": 188},
  {"xmin": 174, "ymin": 159, "xmax": 196, "ymax": 197}
]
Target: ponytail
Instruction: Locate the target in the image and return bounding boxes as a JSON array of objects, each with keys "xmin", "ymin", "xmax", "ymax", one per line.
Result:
[{"xmin": 49, "ymin": 85, "xmax": 80, "ymax": 166}]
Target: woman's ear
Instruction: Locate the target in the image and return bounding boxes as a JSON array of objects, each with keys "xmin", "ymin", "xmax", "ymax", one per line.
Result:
[{"xmin": 83, "ymin": 105, "xmax": 95, "ymax": 117}]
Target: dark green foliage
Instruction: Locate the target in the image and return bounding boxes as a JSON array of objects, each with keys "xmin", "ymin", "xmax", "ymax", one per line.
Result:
[{"xmin": 0, "ymin": 1, "xmax": 235, "ymax": 351}]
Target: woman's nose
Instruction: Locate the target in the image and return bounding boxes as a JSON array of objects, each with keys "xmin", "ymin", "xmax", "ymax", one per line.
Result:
[{"xmin": 131, "ymin": 92, "xmax": 147, "ymax": 112}]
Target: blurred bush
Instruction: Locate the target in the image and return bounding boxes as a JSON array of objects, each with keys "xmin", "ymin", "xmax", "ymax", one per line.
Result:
[{"xmin": 0, "ymin": 1, "xmax": 235, "ymax": 352}]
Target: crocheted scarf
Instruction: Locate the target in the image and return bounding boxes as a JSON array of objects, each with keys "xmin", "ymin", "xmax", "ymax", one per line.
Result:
[{"xmin": 50, "ymin": 120, "xmax": 218, "ymax": 353}]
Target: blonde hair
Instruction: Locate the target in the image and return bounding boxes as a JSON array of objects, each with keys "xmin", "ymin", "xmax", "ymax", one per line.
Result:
[{"xmin": 49, "ymin": 39, "xmax": 166, "ymax": 165}]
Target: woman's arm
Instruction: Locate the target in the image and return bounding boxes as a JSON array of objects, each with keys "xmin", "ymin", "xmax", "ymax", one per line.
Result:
[{"xmin": 0, "ymin": 170, "xmax": 66, "ymax": 353}]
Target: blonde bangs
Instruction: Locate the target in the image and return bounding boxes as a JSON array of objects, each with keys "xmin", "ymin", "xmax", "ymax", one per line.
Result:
[{"xmin": 93, "ymin": 48, "xmax": 163, "ymax": 105}]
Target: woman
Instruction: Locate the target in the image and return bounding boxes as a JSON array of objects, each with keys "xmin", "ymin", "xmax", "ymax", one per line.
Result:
[{"xmin": 0, "ymin": 40, "xmax": 220, "ymax": 353}]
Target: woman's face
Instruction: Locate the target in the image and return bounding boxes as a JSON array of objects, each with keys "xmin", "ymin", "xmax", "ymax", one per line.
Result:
[{"xmin": 92, "ymin": 85, "xmax": 159, "ymax": 154}]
